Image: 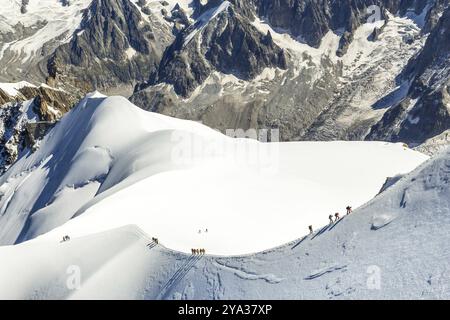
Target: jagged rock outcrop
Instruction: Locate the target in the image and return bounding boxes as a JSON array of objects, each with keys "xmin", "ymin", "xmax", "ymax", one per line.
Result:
[
  {"xmin": 251, "ymin": 0, "xmax": 431, "ymax": 51},
  {"xmin": 20, "ymin": 0, "xmax": 29, "ymax": 14},
  {"xmin": 0, "ymin": 84, "xmax": 77, "ymax": 172},
  {"xmin": 1, "ymin": 0, "xmax": 449, "ymax": 155},
  {"xmin": 0, "ymin": 90, "xmax": 12, "ymax": 106},
  {"xmin": 141, "ymin": 1, "xmax": 287, "ymax": 97},
  {"xmin": 367, "ymin": 5, "xmax": 450, "ymax": 145},
  {"xmin": 134, "ymin": 0, "xmax": 447, "ymax": 144},
  {"xmin": 165, "ymin": 3, "xmax": 192, "ymax": 33},
  {"xmin": 46, "ymin": 0, "xmax": 173, "ymax": 96}
]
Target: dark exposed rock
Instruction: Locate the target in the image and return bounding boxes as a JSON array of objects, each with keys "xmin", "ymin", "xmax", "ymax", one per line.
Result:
[
  {"xmin": 405, "ymin": 7, "xmax": 450, "ymax": 90},
  {"xmin": 337, "ymin": 31, "xmax": 354, "ymax": 57},
  {"xmin": 163, "ymin": 3, "xmax": 192, "ymax": 34},
  {"xmin": 0, "ymin": 89, "xmax": 13, "ymax": 105},
  {"xmin": 146, "ymin": 2, "xmax": 287, "ymax": 97},
  {"xmin": 249, "ymin": 0, "xmax": 436, "ymax": 53},
  {"xmin": 131, "ymin": 52, "xmax": 341, "ymax": 141},
  {"xmin": 25, "ymin": 122, "xmax": 55, "ymax": 150},
  {"xmin": 422, "ymin": 0, "xmax": 449, "ymax": 34},
  {"xmin": 46, "ymin": 0, "xmax": 173, "ymax": 96},
  {"xmin": 367, "ymin": 5, "xmax": 450, "ymax": 145},
  {"xmin": 136, "ymin": 0, "xmax": 146, "ymax": 7},
  {"xmin": 369, "ymin": 16, "xmax": 388, "ymax": 41},
  {"xmin": 0, "ymin": 84, "xmax": 77, "ymax": 172},
  {"xmin": 2, "ymin": 0, "xmax": 450, "ymax": 156},
  {"xmin": 132, "ymin": 0, "xmax": 449, "ymax": 148},
  {"xmin": 173, "ymin": 4, "xmax": 191, "ymax": 26},
  {"xmin": 20, "ymin": 0, "xmax": 29, "ymax": 14},
  {"xmin": 367, "ymin": 89, "xmax": 450, "ymax": 144}
]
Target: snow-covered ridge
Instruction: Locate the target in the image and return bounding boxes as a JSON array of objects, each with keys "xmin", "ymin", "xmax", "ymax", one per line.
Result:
[
  {"xmin": 0, "ymin": 145, "xmax": 448, "ymax": 299},
  {"xmin": 0, "ymin": 81, "xmax": 66, "ymax": 97},
  {"xmin": 0, "ymin": 93, "xmax": 428, "ymax": 255},
  {"xmin": 0, "ymin": 81, "xmax": 36, "ymax": 96}
]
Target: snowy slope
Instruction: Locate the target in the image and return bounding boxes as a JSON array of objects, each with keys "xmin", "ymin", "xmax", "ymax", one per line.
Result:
[
  {"xmin": 0, "ymin": 146, "xmax": 448, "ymax": 299},
  {"xmin": 36, "ymin": 140, "xmax": 428, "ymax": 255},
  {"xmin": 0, "ymin": 93, "xmax": 428, "ymax": 256}
]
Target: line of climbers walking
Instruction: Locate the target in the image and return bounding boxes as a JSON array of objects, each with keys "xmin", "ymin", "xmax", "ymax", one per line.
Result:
[
  {"xmin": 191, "ymin": 248, "xmax": 206, "ymax": 255},
  {"xmin": 61, "ymin": 233, "xmax": 207, "ymax": 256},
  {"xmin": 146, "ymin": 236, "xmax": 207, "ymax": 255},
  {"xmin": 193, "ymin": 228, "xmax": 208, "ymax": 254},
  {"xmin": 309, "ymin": 205, "xmax": 352, "ymax": 235}
]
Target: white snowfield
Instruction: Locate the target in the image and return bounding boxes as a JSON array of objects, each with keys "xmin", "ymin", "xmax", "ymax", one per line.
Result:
[
  {"xmin": 0, "ymin": 142, "xmax": 448, "ymax": 299},
  {"xmin": 0, "ymin": 94, "xmax": 428, "ymax": 256}
]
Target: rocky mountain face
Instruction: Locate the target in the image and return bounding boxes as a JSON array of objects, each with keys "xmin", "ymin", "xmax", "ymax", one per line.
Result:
[
  {"xmin": 131, "ymin": 0, "xmax": 450, "ymax": 145},
  {"xmin": 251, "ymin": 0, "xmax": 431, "ymax": 52},
  {"xmin": 0, "ymin": 83, "xmax": 76, "ymax": 172},
  {"xmin": 141, "ymin": 1, "xmax": 287, "ymax": 97},
  {"xmin": 0, "ymin": 0, "xmax": 449, "ymax": 160},
  {"xmin": 46, "ymin": 0, "xmax": 174, "ymax": 96},
  {"xmin": 0, "ymin": 0, "xmax": 93, "ymax": 83},
  {"xmin": 367, "ymin": 4, "xmax": 450, "ymax": 147},
  {"xmin": 0, "ymin": 0, "xmax": 174, "ymax": 95}
]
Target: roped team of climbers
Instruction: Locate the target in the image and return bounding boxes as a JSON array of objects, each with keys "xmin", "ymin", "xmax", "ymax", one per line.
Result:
[
  {"xmin": 148, "ymin": 237, "xmax": 207, "ymax": 255},
  {"xmin": 191, "ymin": 248, "xmax": 206, "ymax": 255},
  {"xmin": 310, "ymin": 205, "xmax": 352, "ymax": 234},
  {"xmin": 60, "ymin": 235, "xmax": 70, "ymax": 242},
  {"xmin": 61, "ymin": 206, "xmax": 353, "ymax": 253}
]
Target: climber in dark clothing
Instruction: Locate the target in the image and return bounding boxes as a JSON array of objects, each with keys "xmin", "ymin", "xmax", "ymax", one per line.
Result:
[
  {"xmin": 346, "ymin": 206, "xmax": 352, "ymax": 215},
  {"xmin": 335, "ymin": 212, "xmax": 340, "ymax": 221},
  {"xmin": 329, "ymin": 215, "xmax": 334, "ymax": 225},
  {"xmin": 308, "ymin": 225, "xmax": 313, "ymax": 235}
]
